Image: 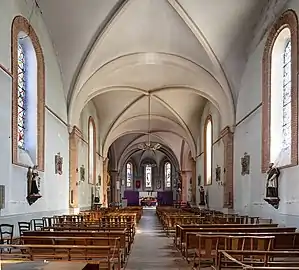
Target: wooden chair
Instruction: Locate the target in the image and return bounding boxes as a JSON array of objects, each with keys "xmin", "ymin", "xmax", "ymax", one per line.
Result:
[{"xmin": 31, "ymin": 219, "xmax": 44, "ymax": 231}]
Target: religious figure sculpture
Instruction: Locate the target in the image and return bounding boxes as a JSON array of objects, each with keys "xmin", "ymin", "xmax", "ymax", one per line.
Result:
[
  {"xmin": 264, "ymin": 163, "xmax": 280, "ymax": 209},
  {"xmin": 26, "ymin": 166, "xmax": 42, "ymax": 205},
  {"xmin": 215, "ymin": 165, "xmax": 221, "ymax": 183},
  {"xmin": 54, "ymin": 152, "xmax": 63, "ymax": 175},
  {"xmin": 199, "ymin": 186, "xmax": 205, "ymax": 206}
]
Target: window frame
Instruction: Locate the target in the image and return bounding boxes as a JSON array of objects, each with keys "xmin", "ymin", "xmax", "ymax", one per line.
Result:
[
  {"xmin": 126, "ymin": 162, "xmax": 133, "ymax": 188},
  {"xmin": 204, "ymin": 115, "xmax": 213, "ymax": 186},
  {"xmin": 261, "ymin": 9, "xmax": 298, "ymax": 172},
  {"xmin": 11, "ymin": 16, "xmax": 45, "ymax": 171},
  {"xmin": 164, "ymin": 161, "xmax": 171, "ymax": 188},
  {"xmin": 145, "ymin": 165, "xmax": 152, "ymax": 188}
]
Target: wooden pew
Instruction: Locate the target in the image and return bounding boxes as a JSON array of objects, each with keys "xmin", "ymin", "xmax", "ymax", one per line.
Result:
[
  {"xmin": 192, "ymin": 235, "xmax": 274, "ymax": 269},
  {"xmin": 23, "ymin": 229, "xmax": 130, "ymax": 255},
  {"xmin": 216, "ymin": 250, "xmax": 299, "ymax": 269},
  {"xmin": 21, "ymin": 235, "xmax": 128, "ymax": 266},
  {"xmin": 0, "ymin": 244, "xmax": 120, "ymax": 270},
  {"xmin": 177, "ymin": 225, "xmax": 291, "ymax": 252},
  {"xmin": 175, "ymin": 223, "xmax": 278, "ymax": 248}
]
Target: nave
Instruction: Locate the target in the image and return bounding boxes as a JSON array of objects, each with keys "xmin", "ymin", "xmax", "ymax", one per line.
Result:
[{"xmin": 2, "ymin": 205, "xmax": 299, "ymax": 270}]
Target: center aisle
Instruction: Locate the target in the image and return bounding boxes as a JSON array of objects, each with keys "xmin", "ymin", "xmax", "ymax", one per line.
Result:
[{"xmin": 125, "ymin": 208, "xmax": 190, "ymax": 270}]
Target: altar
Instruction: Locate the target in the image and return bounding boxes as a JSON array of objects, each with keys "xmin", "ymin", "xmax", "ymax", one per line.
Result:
[{"xmin": 140, "ymin": 196, "xmax": 157, "ymax": 207}]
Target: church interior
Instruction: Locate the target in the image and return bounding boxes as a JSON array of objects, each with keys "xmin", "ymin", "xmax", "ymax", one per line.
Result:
[{"xmin": 1, "ymin": 0, "xmax": 299, "ymax": 269}]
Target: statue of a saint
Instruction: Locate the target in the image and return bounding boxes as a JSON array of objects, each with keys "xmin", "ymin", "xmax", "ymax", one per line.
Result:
[
  {"xmin": 27, "ymin": 165, "xmax": 41, "ymax": 205},
  {"xmin": 266, "ymin": 163, "xmax": 280, "ymax": 198},
  {"xmin": 199, "ymin": 186, "xmax": 205, "ymax": 206}
]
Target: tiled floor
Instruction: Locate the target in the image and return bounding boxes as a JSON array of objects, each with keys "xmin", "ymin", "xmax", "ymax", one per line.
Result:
[{"xmin": 125, "ymin": 208, "xmax": 191, "ymax": 270}]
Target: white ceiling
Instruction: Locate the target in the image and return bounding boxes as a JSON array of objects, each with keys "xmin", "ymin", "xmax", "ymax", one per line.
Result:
[{"xmin": 38, "ymin": 0, "xmax": 268, "ymax": 161}]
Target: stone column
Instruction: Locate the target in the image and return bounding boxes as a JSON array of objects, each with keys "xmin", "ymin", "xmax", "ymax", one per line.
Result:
[
  {"xmin": 221, "ymin": 126, "xmax": 234, "ymax": 209},
  {"xmin": 102, "ymin": 158, "xmax": 109, "ymax": 207},
  {"xmin": 69, "ymin": 126, "xmax": 81, "ymax": 211},
  {"xmin": 181, "ymin": 171, "xmax": 187, "ymax": 202},
  {"xmin": 191, "ymin": 158, "xmax": 197, "ymax": 204},
  {"xmin": 110, "ymin": 170, "xmax": 118, "ymax": 203}
]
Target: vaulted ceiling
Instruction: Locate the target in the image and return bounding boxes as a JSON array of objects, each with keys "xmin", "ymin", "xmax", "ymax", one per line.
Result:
[{"xmin": 38, "ymin": 0, "xmax": 270, "ymax": 162}]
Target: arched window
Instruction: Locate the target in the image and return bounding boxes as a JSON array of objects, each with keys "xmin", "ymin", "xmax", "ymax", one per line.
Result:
[
  {"xmin": 204, "ymin": 116, "xmax": 213, "ymax": 185},
  {"xmin": 126, "ymin": 162, "xmax": 133, "ymax": 187},
  {"xmin": 164, "ymin": 162, "xmax": 171, "ymax": 188},
  {"xmin": 17, "ymin": 43, "xmax": 26, "ymax": 149},
  {"xmin": 12, "ymin": 16, "xmax": 45, "ymax": 170},
  {"xmin": 88, "ymin": 117, "xmax": 96, "ymax": 184},
  {"xmin": 145, "ymin": 165, "xmax": 152, "ymax": 188},
  {"xmin": 262, "ymin": 10, "xmax": 298, "ymax": 172}
]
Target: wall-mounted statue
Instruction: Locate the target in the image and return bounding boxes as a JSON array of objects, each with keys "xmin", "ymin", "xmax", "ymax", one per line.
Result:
[
  {"xmin": 54, "ymin": 152, "xmax": 63, "ymax": 175},
  {"xmin": 26, "ymin": 165, "xmax": 42, "ymax": 205},
  {"xmin": 215, "ymin": 165, "xmax": 221, "ymax": 182},
  {"xmin": 264, "ymin": 163, "xmax": 280, "ymax": 209},
  {"xmin": 241, "ymin": 152, "xmax": 250, "ymax": 175},
  {"xmin": 197, "ymin": 175, "xmax": 201, "ymax": 186},
  {"xmin": 199, "ymin": 186, "xmax": 205, "ymax": 206},
  {"xmin": 80, "ymin": 165, "xmax": 85, "ymax": 182}
]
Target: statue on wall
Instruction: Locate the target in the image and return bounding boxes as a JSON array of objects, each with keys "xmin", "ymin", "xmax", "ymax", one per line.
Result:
[
  {"xmin": 80, "ymin": 165, "xmax": 85, "ymax": 182},
  {"xmin": 215, "ymin": 165, "xmax": 221, "ymax": 182},
  {"xmin": 199, "ymin": 186, "xmax": 205, "ymax": 206},
  {"xmin": 264, "ymin": 163, "xmax": 280, "ymax": 209},
  {"xmin": 197, "ymin": 175, "xmax": 201, "ymax": 186},
  {"xmin": 54, "ymin": 153, "xmax": 63, "ymax": 175},
  {"xmin": 26, "ymin": 166, "xmax": 42, "ymax": 205},
  {"xmin": 241, "ymin": 152, "xmax": 250, "ymax": 175}
]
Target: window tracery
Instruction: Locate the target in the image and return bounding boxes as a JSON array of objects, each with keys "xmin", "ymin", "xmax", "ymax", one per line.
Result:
[
  {"xmin": 165, "ymin": 162, "xmax": 171, "ymax": 188},
  {"xmin": 126, "ymin": 162, "xmax": 132, "ymax": 187}
]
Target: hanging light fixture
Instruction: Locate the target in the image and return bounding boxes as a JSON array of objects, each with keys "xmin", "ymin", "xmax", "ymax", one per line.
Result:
[{"xmin": 138, "ymin": 93, "xmax": 161, "ymax": 151}]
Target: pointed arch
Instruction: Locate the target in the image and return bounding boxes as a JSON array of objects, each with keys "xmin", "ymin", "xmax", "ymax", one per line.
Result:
[
  {"xmin": 11, "ymin": 16, "xmax": 45, "ymax": 171},
  {"xmin": 262, "ymin": 9, "xmax": 298, "ymax": 172}
]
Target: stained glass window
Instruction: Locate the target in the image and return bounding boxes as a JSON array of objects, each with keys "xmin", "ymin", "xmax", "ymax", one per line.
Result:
[
  {"xmin": 145, "ymin": 165, "xmax": 152, "ymax": 188},
  {"xmin": 205, "ymin": 118, "xmax": 212, "ymax": 185},
  {"xmin": 17, "ymin": 42, "xmax": 27, "ymax": 149},
  {"xmin": 126, "ymin": 163, "xmax": 132, "ymax": 187},
  {"xmin": 165, "ymin": 162, "xmax": 171, "ymax": 188},
  {"xmin": 282, "ymin": 39, "xmax": 292, "ymax": 152}
]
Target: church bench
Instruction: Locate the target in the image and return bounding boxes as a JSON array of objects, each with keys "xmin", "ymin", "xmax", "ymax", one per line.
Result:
[
  {"xmin": 176, "ymin": 225, "xmax": 284, "ymax": 252},
  {"xmin": 0, "ymin": 244, "xmax": 120, "ymax": 270},
  {"xmin": 175, "ymin": 224, "xmax": 278, "ymax": 248},
  {"xmin": 216, "ymin": 250, "xmax": 299, "ymax": 269},
  {"xmin": 191, "ymin": 235, "xmax": 274, "ymax": 269},
  {"xmin": 184, "ymin": 233, "xmax": 274, "ymax": 262},
  {"xmin": 46, "ymin": 226, "xmax": 133, "ymax": 248},
  {"xmin": 21, "ymin": 236, "xmax": 128, "ymax": 266},
  {"xmin": 23, "ymin": 229, "xmax": 131, "ymax": 254},
  {"xmin": 49, "ymin": 221, "xmax": 135, "ymax": 241},
  {"xmin": 185, "ymin": 231, "xmax": 299, "ymax": 252}
]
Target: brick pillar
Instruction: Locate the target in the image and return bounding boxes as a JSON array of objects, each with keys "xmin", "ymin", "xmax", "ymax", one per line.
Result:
[
  {"xmin": 221, "ymin": 126, "xmax": 234, "ymax": 209},
  {"xmin": 69, "ymin": 126, "xmax": 81, "ymax": 209},
  {"xmin": 102, "ymin": 158, "xmax": 109, "ymax": 207}
]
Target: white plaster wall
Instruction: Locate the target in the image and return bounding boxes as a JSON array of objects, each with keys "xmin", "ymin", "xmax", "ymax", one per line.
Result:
[
  {"xmin": 78, "ymin": 101, "xmax": 103, "ymax": 209},
  {"xmin": 0, "ymin": 0, "xmax": 69, "ymax": 229},
  {"xmin": 196, "ymin": 102, "xmax": 224, "ymax": 210},
  {"xmin": 234, "ymin": 3, "xmax": 299, "ymax": 227}
]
